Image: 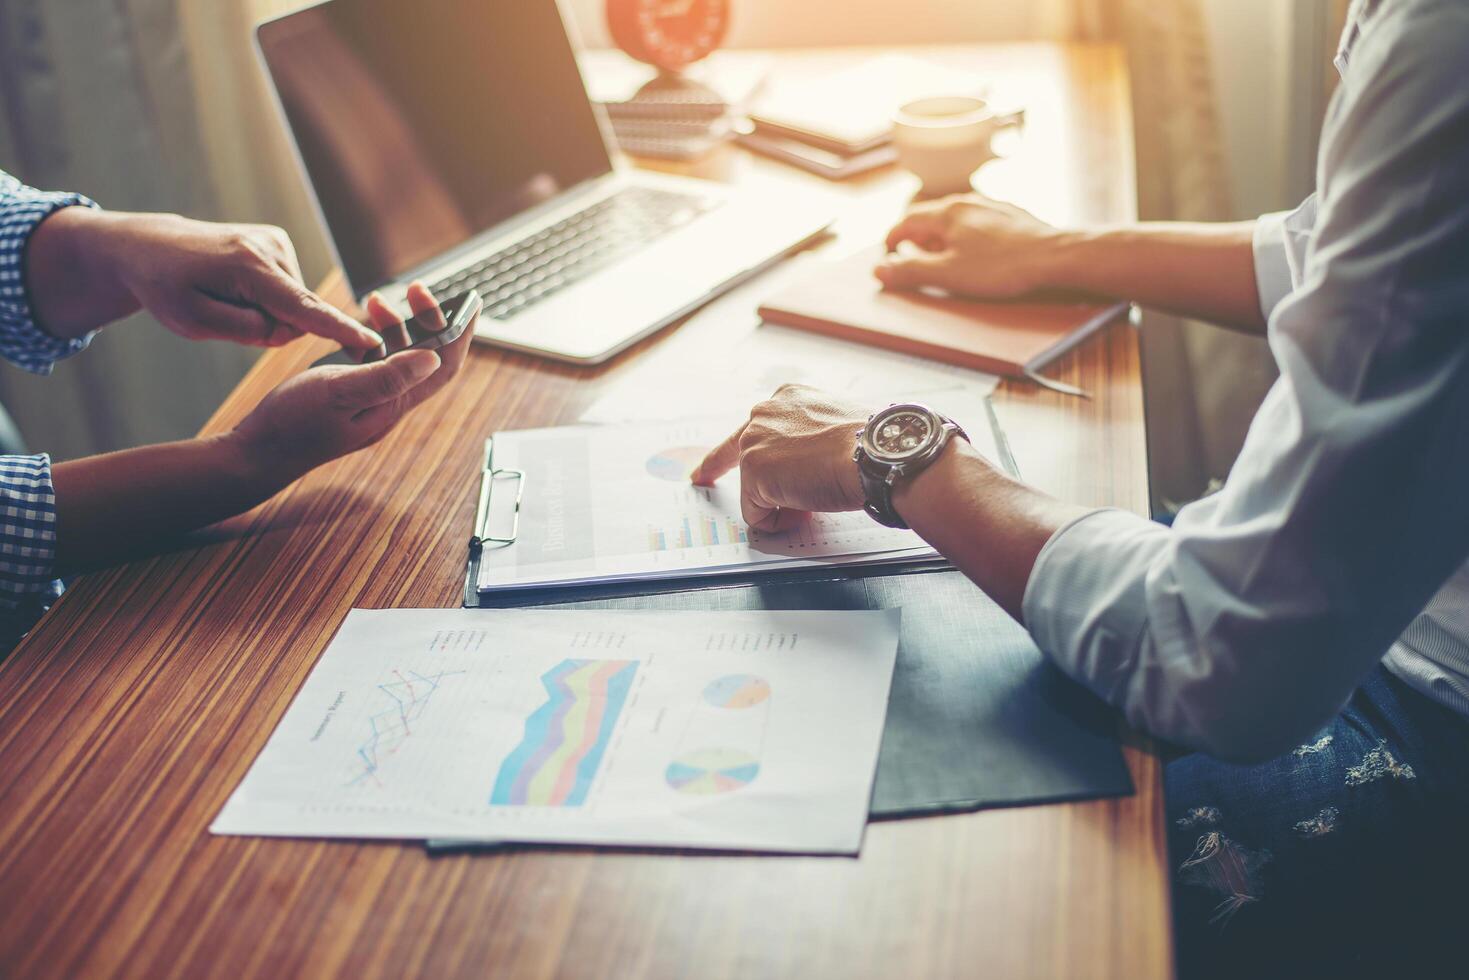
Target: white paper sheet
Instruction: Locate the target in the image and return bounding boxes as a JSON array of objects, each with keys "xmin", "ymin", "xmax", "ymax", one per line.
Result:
[
  {"xmin": 475, "ymin": 416, "xmax": 979, "ymax": 593},
  {"xmin": 212, "ymin": 609, "xmax": 900, "ymax": 854},
  {"xmin": 581, "ymin": 320, "xmax": 999, "ymax": 426}
]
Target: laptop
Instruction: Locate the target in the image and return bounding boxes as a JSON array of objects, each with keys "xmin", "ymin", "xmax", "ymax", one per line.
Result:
[{"xmin": 255, "ymin": 0, "xmax": 833, "ymax": 364}]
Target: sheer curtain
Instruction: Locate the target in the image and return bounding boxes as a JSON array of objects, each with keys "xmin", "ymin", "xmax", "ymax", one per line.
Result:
[
  {"xmin": 1041, "ymin": 0, "xmax": 1281, "ymax": 511},
  {"xmin": 1040, "ymin": 0, "xmax": 1231, "ymax": 222},
  {"xmin": 0, "ymin": 0, "xmax": 259, "ymax": 460}
]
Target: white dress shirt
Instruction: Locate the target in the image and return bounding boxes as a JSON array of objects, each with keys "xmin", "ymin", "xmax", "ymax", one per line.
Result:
[{"xmin": 1020, "ymin": 0, "xmax": 1469, "ymax": 762}]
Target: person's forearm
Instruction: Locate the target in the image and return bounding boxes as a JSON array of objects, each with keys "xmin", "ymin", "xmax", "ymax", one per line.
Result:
[
  {"xmin": 50, "ymin": 433, "xmax": 302, "ymax": 572},
  {"xmin": 1043, "ymin": 221, "xmax": 1265, "ymax": 332},
  {"xmin": 890, "ymin": 440, "xmax": 1092, "ymax": 621},
  {"xmin": 24, "ymin": 207, "xmax": 142, "ymax": 338}
]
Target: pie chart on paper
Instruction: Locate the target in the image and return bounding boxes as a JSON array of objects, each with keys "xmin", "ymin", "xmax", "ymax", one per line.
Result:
[
  {"xmin": 665, "ymin": 747, "xmax": 760, "ymax": 795},
  {"xmin": 645, "ymin": 446, "xmax": 709, "ymax": 482},
  {"xmin": 702, "ymin": 674, "xmax": 772, "ymax": 709}
]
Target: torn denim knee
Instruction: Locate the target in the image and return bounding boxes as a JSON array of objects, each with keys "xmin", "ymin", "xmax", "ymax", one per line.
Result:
[
  {"xmin": 1292, "ymin": 806, "xmax": 1339, "ymax": 838},
  {"xmin": 1344, "ymin": 741, "xmax": 1416, "ymax": 787},
  {"xmin": 1178, "ymin": 831, "xmax": 1273, "ymax": 926},
  {"xmin": 1292, "ymin": 734, "xmax": 1334, "ymax": 757},
  {"xmin": 1176, "ymin": 805, "xmax": 1222, "ymax": 829}
]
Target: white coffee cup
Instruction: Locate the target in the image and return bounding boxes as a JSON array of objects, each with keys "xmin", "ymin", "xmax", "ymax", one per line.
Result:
[{"xmin": 893, "ymin": 96, "xmax": 1024, "ymax": 197}]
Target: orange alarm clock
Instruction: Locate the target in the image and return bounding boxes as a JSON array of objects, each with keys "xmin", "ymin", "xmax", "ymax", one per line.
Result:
[{"xmin": 606, "ymin": 0, "xmax": 730, "ymax": 73}]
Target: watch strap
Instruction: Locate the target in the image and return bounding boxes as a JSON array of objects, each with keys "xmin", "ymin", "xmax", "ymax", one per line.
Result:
[
  {"xmin": 857, "ymin": 451, "xmax": 906, "ymax": 529},
  {"xmin": 855, "ymin": 416, "xmax": 967, "ymax": 530}
]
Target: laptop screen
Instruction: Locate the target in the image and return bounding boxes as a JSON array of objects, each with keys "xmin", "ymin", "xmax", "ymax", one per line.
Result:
[{"xmin": 257, "ymin": 0, "xmax": 613, "ymax": 296}]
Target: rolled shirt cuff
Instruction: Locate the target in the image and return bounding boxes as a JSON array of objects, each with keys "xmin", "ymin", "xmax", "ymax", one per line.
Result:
[
  {"xmin": 0, "ymin": 453, "xmax": 65, "ymax": 646},
  {"xmin": 1021, "ymin": 507, "xmax": 1171, "ymax": 707},
  {"xmin": 1251, "ymin": 195, "xmax": 1317, "ymax": 324},
  {"xmin": 0, "ymin": 187, "xmax": 100, "ymax": 374},
  {"xmin": 1252, "ymin": 210, "xmax": 1295, "ymax": 323}
]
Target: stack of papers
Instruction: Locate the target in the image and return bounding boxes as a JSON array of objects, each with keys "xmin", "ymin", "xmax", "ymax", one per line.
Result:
[
  {"xmin": 476, "ymin": 416, "xmax": 979, "ymax": 595},
  {"xmin": 213, "ymin": 609, "xmax": 900, "ymax": 854}
]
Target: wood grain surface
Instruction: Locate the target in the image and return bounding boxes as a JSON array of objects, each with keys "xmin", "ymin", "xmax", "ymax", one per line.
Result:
[{"xmin": 0, "ymin": 44, "xmax": 1172, "ymax": 979}]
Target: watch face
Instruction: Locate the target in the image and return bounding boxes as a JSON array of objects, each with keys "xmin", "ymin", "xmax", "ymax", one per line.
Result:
[{"xmin": 869, "ymin": 408, "xmax": 937, "ymax": 461}]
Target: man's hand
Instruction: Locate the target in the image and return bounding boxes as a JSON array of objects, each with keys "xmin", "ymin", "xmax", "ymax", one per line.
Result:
[
  {"xmin": 52, "ymin": 283, "xmax": 473, "ymax": 572},
  {"xmin": 28, "ymin": 207, "xmax": 380, "ymax": 349},
  {"xmin": 691, "ymin": 385, "xmax": 870, "ymax": 533},
  {"xmin": 876, "ymin": 192, "xmax": 1066, "ymax": 299},
  {"xmin": 232, "ymin": 283, "xmax": 470, "ymax": 482}
]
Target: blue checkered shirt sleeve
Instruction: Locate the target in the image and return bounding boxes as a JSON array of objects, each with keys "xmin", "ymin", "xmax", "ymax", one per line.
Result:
[
  {"xmin": 1, "ymin": 170, "xmax": 99, "ymax": 375},
  {"xmin": 0, "ymin": 170, "xmax": 93, "ymax": 643},
  {"xmin": 0, "ymin": 454, "xmax": 63, "ymax": 645}
]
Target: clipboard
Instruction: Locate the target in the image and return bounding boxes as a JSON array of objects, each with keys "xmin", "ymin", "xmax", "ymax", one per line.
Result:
[
  {"xmin": 454, "ymin": 400, "xmax": 1132, "ymax": 821},
  {"xmin": 463, "ymin": 397, "xmax": 1018, "ymax": 609}
]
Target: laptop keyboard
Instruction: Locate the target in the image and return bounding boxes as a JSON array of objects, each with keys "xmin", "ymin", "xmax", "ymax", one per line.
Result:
[{"xmin": 432, "ymin": 186, "xmax": 715, "ymax": 322}]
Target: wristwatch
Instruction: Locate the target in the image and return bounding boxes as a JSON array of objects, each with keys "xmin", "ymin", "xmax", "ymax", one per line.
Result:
[{"xmin": 853, "ymin": 403, "xmax": 969, "ymax": 529}]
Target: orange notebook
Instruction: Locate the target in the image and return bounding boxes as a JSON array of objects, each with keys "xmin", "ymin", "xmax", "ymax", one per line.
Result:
[{"xmin": 758, "ymin": 247, "xmax": 1128, "ymax": 393}]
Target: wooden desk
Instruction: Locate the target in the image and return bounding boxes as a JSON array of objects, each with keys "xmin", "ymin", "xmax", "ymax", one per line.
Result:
[{"xmin": 0, "ymin": 44, "xmax": 1170, "ymax": 979}]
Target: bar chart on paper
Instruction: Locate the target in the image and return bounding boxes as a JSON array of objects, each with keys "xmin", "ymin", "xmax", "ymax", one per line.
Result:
[{"xmin": 648, "ymin": 508, "xmax": 750, "ymax": 551}]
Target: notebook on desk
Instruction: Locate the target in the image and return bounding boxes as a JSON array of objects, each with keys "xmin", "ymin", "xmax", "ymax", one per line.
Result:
[
  {"xmin": 758, "ymin": 246, "xmax": 1129, "ymax": 394},
  {"xmin": 734, "ymin": 127, "xmax": 899, "ymax": 180},
  {"xmin": 748, "ymin": 55, "xmax": 985, "ymax": 155}
]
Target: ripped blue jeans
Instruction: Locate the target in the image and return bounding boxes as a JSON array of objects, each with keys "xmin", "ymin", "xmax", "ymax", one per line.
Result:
[{"xmin": 1166, "ymin": 665, "xmax": 1469, "ymax": 979}]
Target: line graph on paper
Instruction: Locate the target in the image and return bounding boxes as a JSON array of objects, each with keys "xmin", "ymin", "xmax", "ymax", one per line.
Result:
[{"xmin": 347, "ymin": 669, "xmax": 466, "ymax": 787}]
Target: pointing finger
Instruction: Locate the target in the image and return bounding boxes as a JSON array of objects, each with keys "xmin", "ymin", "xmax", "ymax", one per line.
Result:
[
  {"xmin": 691, "ymin": 423, "xmax": 746, "ymax": 486},
  {"xmin": 251, "ymin": 266, "xmax": 381, "ymax": 349},
  {"xmin": 188, "ymin": 296, "xmax": 278, "ymax": 345}
]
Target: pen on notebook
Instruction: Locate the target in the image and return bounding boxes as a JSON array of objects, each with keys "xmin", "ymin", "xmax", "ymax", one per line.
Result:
[{"xmin": 469, "ymin": 439, "xmax": 494, "ymax": 554}]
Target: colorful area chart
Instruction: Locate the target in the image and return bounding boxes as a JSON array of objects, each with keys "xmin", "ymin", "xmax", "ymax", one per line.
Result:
[
  {"xmin": 645, "ymin": 446, "xmax": 708, "ymax": 482},
  {"xmin": 702, "ymin": 674, "xmax": 771, "ymax": 709},
  {"xmin": 666, "ymin": 747, "xmax": 760, "ymax": 795},
  {"xmin": 491, "ymin": 659, "xmax": 637, "ymax": 807}
]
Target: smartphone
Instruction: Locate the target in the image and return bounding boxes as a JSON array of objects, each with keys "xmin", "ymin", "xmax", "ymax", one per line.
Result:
[{"xmin": 313, "ymin": 290, "xmax": 481, "ymax": 368}]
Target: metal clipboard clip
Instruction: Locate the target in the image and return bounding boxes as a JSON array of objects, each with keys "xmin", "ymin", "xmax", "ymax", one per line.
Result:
[{"xmin": 468, "ymin": 438, "xmax": 526, "ymax": 556}]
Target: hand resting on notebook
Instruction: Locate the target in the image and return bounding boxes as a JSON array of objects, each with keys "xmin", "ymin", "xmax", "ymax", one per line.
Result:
[
  {"xmin": 877, "ymin": 193, "xmax": 1064, "ymax": 299},
  {"xmin": 877, "ymin": 192, "xmax": 1265, "ymax": 330}
]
